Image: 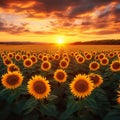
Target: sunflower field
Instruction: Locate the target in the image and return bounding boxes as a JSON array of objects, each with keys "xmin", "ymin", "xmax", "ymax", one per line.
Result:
[{"xmin": 0, "ymin": 45, "xmax": 120, "ymax": 120}]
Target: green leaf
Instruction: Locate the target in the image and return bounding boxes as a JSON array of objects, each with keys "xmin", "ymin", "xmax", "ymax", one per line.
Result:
[
  {"xmin": 22, "ymin": 97, "xmax": 38, "ymax": 115},
  {"xmin": 47, "ymin": 94, "xmax": 58, "ymax": 101},
  {"xmin": 39, "ymin": 103, "xmax": 58, "ymax": 117},
  {"xmin": 59, "ymin": 97, "xmax": 83, "ymax": 120},
  {"xmin": 103, "ymin": 110, "xmax": 120, "ymax": 120}
]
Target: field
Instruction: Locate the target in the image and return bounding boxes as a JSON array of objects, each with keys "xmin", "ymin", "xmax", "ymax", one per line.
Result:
[{"xmin": 0, "ymin": 44, "xmax": 120, "ymax": 120}]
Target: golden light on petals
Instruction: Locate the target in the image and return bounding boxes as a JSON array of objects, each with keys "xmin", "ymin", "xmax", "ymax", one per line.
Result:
[
  {"xmin": 7, "ymin": 63, "xmax": 20, "ymax": 72},
  {"xmin": 23, "ymin": 58, "xmax": 33, "ymax": 68},
  {"xmin": 88, "ymin": 73, "xmax": 103, "ymax": 88},
  {"xmin": 3, "ymin": 58, "xmax": 12, "ymax": 66},
  {"xmin": 27, "ymin": 75, "xmax": 51, "ymax": 100},
  {"xmin": 110, "ymin": 60, "xmax": 120, "ymax": 72},
  {"xmin": 54, "ymin": 69, "xmax": 67, "ymax": 83},
  {"xmin": 1, "ymin": 71, "xmax": 23, "ymax": 89},
  {"xmin": 70, "ymin": 74, "xmax": 94, "ymax": 98},
  {"xmin": 89, "ymin": 61, "xmax": 100, "ymax": 71},
  {"xmin": 59, "ymin": 59, "xmax": 69, "ymax": 69},
  {"xmin": 41, "ymin": 61, "xmax": 51, "ymax": 71},
  {"xmin": 100, "ymin": 57, "xmax": 109, "ymax": 66}
]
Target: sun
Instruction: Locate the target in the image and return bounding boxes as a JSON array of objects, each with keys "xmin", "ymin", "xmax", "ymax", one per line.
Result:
[{"xmin": 57, "ymin": 38, "xmax": 64, "ymax": 45}]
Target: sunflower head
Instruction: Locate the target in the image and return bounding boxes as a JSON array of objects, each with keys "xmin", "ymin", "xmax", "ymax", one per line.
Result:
[
  {"xmin": 8, "ymin": 52, "xmax": 14, "ymax": 59},
  {"xmin": 89, "ymin": 61, "xmax": 100, "ymax": 71},
  {"xmin": 22, "ymin": 55, "xmax": 27, "ymax": 60},
  {"xmin": 41, "ymin": 61, "xmax": 51, "ymax": 71},
  {"xmin": 54, "ymin": 54, "xmax": 60, "ymax": 60},
  {"xmin": 42, "ymin": 56, "xmax": 48, "ymax": 61},
  {"xmin": 88, "ymin": 73, "xmax": 103, "ymax": 88},
  {"xmin": 110, "ymin": 60, "xmax": 120, "ymax": 72},
  {"xmin": 30, "ymin": 55, "xmax": 37, "ymax": 64},
  {"xmin": 70, "ymin": 74, "xmax": 94, "ymax": 98},
  {"xmin": 23, "ymin": 58, "xmax": 33, "ymax": 68},
  {"xmin": 27, "ymin": 75, "xmax": 51, "ymax": 99},
  {"xmin": 117, "ymin": 90, "xmax": 120, "ymax": 104},
  {"xmin": 59, "ymin": 59, "xmax": 69, "ymax": 69},
  {"xmin": 85, "ymin": 53, "xmax": 92, "ymax": 60},
  {"xmin": 98, "ymin": 53, "xmax": 105, "ymax": 60},
  {"xmin": 38, "ymin": 53, "xmax": 43, "ymax": 60},
  {"xmin": 100, "ymin": 57, "xmax": 109, "ymax": 66},
  {"xmin": 77, "ymin": 56, "xmax": 85, "ymax": 64},
  {"xmin": 7, "ymin": 63, "xmax": 20, "ymax": 72},
  {"xmin": 1, "ymin": 71, "xmax": 23, "ymax": 89},
  {"xmin": 15, "ymin": 54, "xmax": 21, "ymax": 61},
  {"xmin": 3, "ymin": 58, "xmax": 12, "ymax": 66},
  {"xmin": 54, "ymin": 69, "xmax": 67, "ymax": 83}
]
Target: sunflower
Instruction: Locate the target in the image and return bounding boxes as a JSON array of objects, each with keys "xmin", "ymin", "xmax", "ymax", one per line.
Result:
[
  {"xmin": 15, "ymin": 54, "xmax": 21, "ymax": 61},
  {"xmin": 30, "ymin": 55, "xmax": 37, "ymax": 64},
  {"xmin": 1, "ymin": 71, "xmax": 23, "ymax": 89},
  {"xmin": 70, "ymin": 74, "xmax": 94, "ymax": 98},
  {"xmin": 22, "ymin": 55, "xmax": 27, "ymax": 60},
  {"xmin": 117, "ymin": 91, "xmax": 120, "ymax": 104},
  {"xmin": 98, "ymin": 53, "xmax": 105, "ymax": 60},
  {"xmin": 77, "ymin": 56, "xmax": 85, "ymax": 64},
  {"xmin": 88, "ymin": 73, "xmax": 103, "ymax": 88},
  {"xmin": 94, "ymin": 55, "xmax": 99, "ymax": 61},
  {"xmin": 42, "ymin": 55, "xmax": 48, "ymax": 61},
  {"xmin": 100, "ymin": 57, "xmax": 109, "ymax": 66},
  {"xmin": 85, "ymin": 53, "xmax": 92, "ymax": 60},
  {"xmin": 27, "ymin": 75, "xmax": 51, "ymax": 99},
  {"xmin": 108, "ymin": 52, "xmax": 115, "ymax": 58},
  {"xmin": 110, "ymin": 60, "xmax": 120, "ymax": 72},
  {"xmin": 3, "ymin": 58, "xmax": 12, "ymax": 66},
  {"xmin": 54, "ymin": 69, "xmax": 67, "ymax": 83},
  {"xmin": 23, "ymin": 58, "xmax": 33, "ymax": 68},
  {"xmin": 54, "ymin": 53, "xmax": 60, "ymax": 60},
  {"xmin": 38, "ymin": 53, "xmax": 43, "ymax": 60},
  {"xmin": 41, "ymin": 61, "xmax": 51, "ymax": 71},
  {"xmin": 59, "ymin": 59, "xmax": 69, "ymax": 69},
  {"xmin": 7, "ymin": 63, "xmax": 20, "ymax": 72},
  {"xmin": 8, "ymin": 52, "xmax": 14, "ymax": 59},
  {"xmin": 89, "ymin": 61, "xmax": 100, "ymax": 71}
]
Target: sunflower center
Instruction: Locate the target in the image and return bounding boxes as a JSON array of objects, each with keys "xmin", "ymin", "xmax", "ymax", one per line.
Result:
[
  {"xmin": 33, "ymin": 81, "xmax": 46, "ymax": 94},
  {"xmin": 56, "ymin": 72, "xmax": 65, "ymax": 80},
  {"xmin": 43, "ymin": 57, "xmax": 47, "ymax": 61},
  {"xmin": 74, "ymin": 80, "xmax": 89, "ymax": 92},
  {"xmin": 43, "ymin": 62, "xmax": 49, "ymax": 69},
  {"xmin": 78, "ymin": 57, "xmax": 83, "ymax": 62},
  {"xmin": 61, "ymin": 61, "xmax": 67, "ymax": 67},
  {"xmin": 16, "ymin": 56, "xmax": 20, "ymax": 60},
  {"xmin": 90, "ymin": 76, "xmax": 99, "ymax": 84},
  {"xmin": 112, "ymin": 62, "xmax": 120, "ymax": 69},
  {"xmin": 7, "ymin": 75, "xmax": 19, "ymax": 85},
  {"xmin": 5, "ymin": 59, "xmax": 11, "ymax": 65},
  {"xmin": 31, "ymin": 57, "xmax": 36, "ymax": 62},
  {"xmin": 25, "ymin": 60, "xmax": 32, "ymax": 66},
  {"xmin": 91, "ymin": 63, "xmax": 97, "ymax": 69},
  {"xmin": 102, "ymin": 59, "xmax": 107, "ymax": 64},
  {"xmin": 86, "ymin": 54, "xmax": 91, "ymax": 59},
  {"xmin": 99, "ymin": 55, "xmax": 104, "ymax": 59}
]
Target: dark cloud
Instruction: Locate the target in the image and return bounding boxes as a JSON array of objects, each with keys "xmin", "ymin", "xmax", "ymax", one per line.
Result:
[
  {"xmin": 94, "ymin": 29, "xmax": 120, "ymax": 35},
  {"xmin": 0, "ymin": 19, "xmax": 29, "ymax": 34},
  {"xmin": 0, "ymin": 0, "xmax": 120, "ymax": 36}
]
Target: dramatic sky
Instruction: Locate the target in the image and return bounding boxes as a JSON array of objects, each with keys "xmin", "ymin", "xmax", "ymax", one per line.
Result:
[{"xmin": 0, "ymin": 0, "xmax": 120, "ymax": 43}]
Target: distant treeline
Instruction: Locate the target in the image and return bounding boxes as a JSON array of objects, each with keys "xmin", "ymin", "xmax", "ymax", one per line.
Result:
[
  {"xmin": 0, "ymin": 39, "xmax": 120, "ymax": 45},
  {"xmin": 70, "ymin": 39, "xmax": 120, "ymax": 45}
]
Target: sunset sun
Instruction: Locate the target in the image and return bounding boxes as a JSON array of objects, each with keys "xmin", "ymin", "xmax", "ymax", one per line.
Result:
[{"xmin": 57, "ymin": 38, "xmax": 65, "ymax": 45}]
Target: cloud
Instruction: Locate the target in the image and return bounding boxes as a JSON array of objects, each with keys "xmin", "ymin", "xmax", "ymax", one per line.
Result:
[
  {"xmin": 0, "ymin": 19, "xmax": 30, "ymax": 34},
  {"xmin": 0, "ymin": 0, "xmax": 120, "ymax": 37}
]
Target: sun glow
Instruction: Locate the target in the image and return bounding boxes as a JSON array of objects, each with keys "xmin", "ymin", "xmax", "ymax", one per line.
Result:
[{"xmin": 57, "ymin": 38, "xmax": 64, "ymax": 45}]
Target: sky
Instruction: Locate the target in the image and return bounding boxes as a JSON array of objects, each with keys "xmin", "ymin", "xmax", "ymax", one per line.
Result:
[{"xmin": 0, "ymin": 0, "xmax": 120, "ymax": 43}]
